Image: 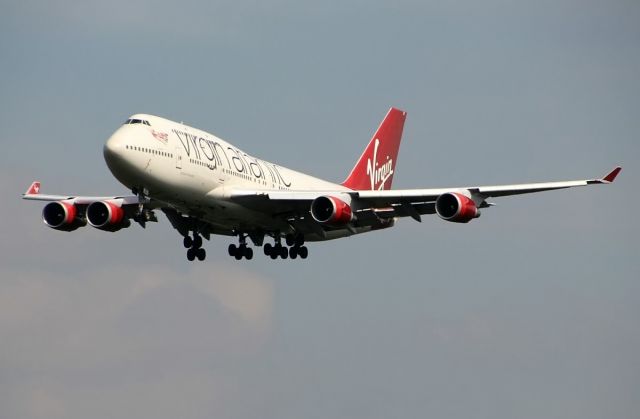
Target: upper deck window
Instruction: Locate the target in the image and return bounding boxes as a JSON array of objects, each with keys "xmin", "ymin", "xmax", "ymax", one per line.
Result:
[{"xmin": 124, "ymin": 119, "xmax": 151, "ymax": 126}]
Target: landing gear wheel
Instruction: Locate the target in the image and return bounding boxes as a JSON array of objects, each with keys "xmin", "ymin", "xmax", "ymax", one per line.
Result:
[
  {"xmin": 228, "ymin": 243, "xmax": 237, "ymax": 257},
  {"xmin": 289, "ymin": 247, "xmax": 298, "ymax": 259},
  {"xmin": 245, "ymin": 247, "xmax": 253, "ymax": 260},
  {"xmin": 280, "ymin": 246, "xmax": 288, "ymax": 259},
  {"xmin": 196, "ymin": 248, "xmax": 206, "ymax": 261},
  {"xmin": 295, "ymin": 234, "xmax": 305, "ymax": 247},
  {"xmin": 285, "ymin": 234, "xmax": 295, "ymax": 247},
  {"xmin": 183, "ymin": 236, "xmax": 193, "ymax": 248},
  {"xmin": 187, "ymin": 248, "xmax": 196, "ymax": 261},
  {"xmin": 298, "ymin": 246, "xmax": 308, "ymax": 259},
  {"xmin": 193, "ymin": 235, "xmax": 203, "ymax": 249},
  {"xmin": 234, "ymin": 246, "xmax": 244, "ymax": 260},
  {"xmin": 264, "ymin": 243, "xmax": 272, "ymax": 255},
  {"xmin": 271, "ymin": 244, "xmax": 283, "ymax": 259}
]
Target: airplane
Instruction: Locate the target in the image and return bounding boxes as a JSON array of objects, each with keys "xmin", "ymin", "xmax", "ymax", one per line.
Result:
[{"xmin": 22, "ymin": 108, "xmax": 621, "ymax": 261}]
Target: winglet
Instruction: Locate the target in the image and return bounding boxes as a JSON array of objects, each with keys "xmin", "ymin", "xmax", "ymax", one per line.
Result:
[
  {"xmin": 24, "ymin": 181, "xmax": 41, "ymax": 195},
  {"xmin": 602, "ymin": 167, "xmax": 622, "ymax": 183}
]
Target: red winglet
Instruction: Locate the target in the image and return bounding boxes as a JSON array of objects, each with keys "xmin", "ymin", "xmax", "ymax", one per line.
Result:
[
  {"xmin": 25, "ymin": 181, "xmax": 41, "ymax": 195},
  {"xmin": 602, "ymin": 167, "xmax": 622, "ymax": 183}
]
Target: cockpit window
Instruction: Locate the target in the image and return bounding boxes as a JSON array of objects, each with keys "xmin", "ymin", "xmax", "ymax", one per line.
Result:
[{"xmin": 124, "ymin": 118, "xmax": 151, "ymax": 126}]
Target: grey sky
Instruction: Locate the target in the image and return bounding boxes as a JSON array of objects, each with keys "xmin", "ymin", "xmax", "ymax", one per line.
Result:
[{"xmin": 1, "ymin": 1, "xmax": 639, "ymax": 418}]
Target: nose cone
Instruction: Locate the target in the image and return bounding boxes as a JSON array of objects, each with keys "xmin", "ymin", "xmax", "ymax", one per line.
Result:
[
  {"xmin": 103, "ymin": 131, "xmax": 126, "ymax": 171},
  {"xmin": 103, "ymin": 129, "xmax": 137, "ymax": 188}
]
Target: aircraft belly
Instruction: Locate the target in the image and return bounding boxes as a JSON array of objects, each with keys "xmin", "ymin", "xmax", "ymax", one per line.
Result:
[
  {"xmin": 160, "ymin": 196, "xmax": 291, "ymax": 234},
  {"xmin": 203, "ymin": 200, "xmax": 291, "ymax": 231}
]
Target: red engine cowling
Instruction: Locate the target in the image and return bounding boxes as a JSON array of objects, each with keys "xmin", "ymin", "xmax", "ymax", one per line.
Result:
[
  {"xmin": 86, "ymin": 201, "xmax": 130, "ymax": 231},
  {"xmin": 310, "ymin": 196, "xmax": 353, "ymax": 225},
  {"xmin": 435, "ymin": 192, "xmax": 480, "ymax": 223},
  {"xmin": 42, "ymin": 201, "xmax": 85, "ymax": 231}
]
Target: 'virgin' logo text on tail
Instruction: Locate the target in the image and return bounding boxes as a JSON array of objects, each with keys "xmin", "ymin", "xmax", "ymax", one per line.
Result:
[{"xmin": 366, "ymin": 139, "xmax": 394, "ymax": 190}]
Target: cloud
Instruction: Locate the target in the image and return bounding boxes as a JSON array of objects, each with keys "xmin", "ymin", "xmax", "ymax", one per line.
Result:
[{"xmin": 0, "ymin": 263, "xmax": 273, "ymax": 419}]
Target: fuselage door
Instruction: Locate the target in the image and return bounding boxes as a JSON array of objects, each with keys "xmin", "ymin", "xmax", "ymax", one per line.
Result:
[{"xmin": 175, "ymin": 147, "xmax": 182, "ymax": 169}]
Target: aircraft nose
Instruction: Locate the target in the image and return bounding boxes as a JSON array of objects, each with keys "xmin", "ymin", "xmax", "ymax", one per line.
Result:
[
  {"xmin": 104, "ymin": 131, "xmax": 124, "ymax": 154},
  {"xmin": 103, "ymin": 130, "xmax": 129, "ymax": 171},
  {"xmin": 102, "ymin": 128, "xmax": 141, "ymax": 189}
]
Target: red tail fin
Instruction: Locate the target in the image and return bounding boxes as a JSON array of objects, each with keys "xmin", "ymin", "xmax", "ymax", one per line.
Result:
[{"xmin": 342, "ymin": 108, "xmax": 406, "ymax": 190}]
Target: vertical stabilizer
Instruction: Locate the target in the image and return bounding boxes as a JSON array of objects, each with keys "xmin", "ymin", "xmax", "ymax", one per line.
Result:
[{"xmin": 342, "ymin": 108, "xmax": 406, "ymax": 190}]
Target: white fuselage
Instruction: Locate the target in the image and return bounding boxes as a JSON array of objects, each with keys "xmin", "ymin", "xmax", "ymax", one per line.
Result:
[{"xmin": 104, "ymin": 114, "xmax": 351, "ymax": 236}]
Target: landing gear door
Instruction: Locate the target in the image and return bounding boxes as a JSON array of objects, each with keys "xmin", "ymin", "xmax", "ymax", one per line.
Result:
[{"xmin": 175, "ymin": 147, "xmax": 182, "ymax": 169}]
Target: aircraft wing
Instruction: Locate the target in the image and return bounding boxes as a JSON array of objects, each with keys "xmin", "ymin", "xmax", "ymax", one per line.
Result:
[
  {"xmin": 221, "ymin": 166, "xmax": 621, "ymax": 224},
  {"xmin": 353, "ymin": 166, "xmax": 622, "ymax": 206},
  {"xmin": 21, "ymin": 181, "xmax": 164, "ymax": 231},
  {"xmin": 22, "ymin": 181, "xmax": 143, "ymax": 205}
]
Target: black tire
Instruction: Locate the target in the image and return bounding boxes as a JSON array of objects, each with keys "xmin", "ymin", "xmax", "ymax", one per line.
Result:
[
  {"xmin": 228, "ymin": 243, "xmax": 237, "ymax": 256},
  {"xmin": 280, "ymin": 246, "xmax": 288, "ymax": 259},
  {"xmin": 187, "ymin": 248, "xmax": 196, "ymax": 261},
  {"xmin": 183, "ymin": 236, "xmax": 193, "ymax": 248},
  {"xmin": 272, "ymin": 244, "xmax": 282, "ymax": 259},
  {"xmin": 197, "ymin": 248, "xmax": 206, "ymax": 261},
  {"xmin": 295, "ymin": 234, "xmax": 305, "ymax": 247},
  {"xmin": 193, "ymin": 235, "xmax": 203, "ymax": 249},
  {"xmin": 264, "ymin": 243, "xmax": 272, "ymax": 255},
  {"xmin": 285, "ymin": 234, "xmax": 295, "ymax": 247},
  {"xmin": 236, "ymin": 245, "xmax": 246, "ymax": 260},
  {"xmin": 245, "ymin": 247, "xmax": 253, "ymax": 260},
  {"xmin": 299, "ymin": 246, "xmax": 308, "ymax": 259},
  {"xmin": 289, "ymin": 247, "xmax": 298, "ymax": 259}
]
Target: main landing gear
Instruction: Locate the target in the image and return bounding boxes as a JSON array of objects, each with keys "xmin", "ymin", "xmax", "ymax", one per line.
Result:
[
  {"xmin": 264, "ymin": 234, "xmax": 308, "ymax": 260},
  {"xmin": 225, "ymin": 233, "xmax": 309, "ymax": 261},
  {"xmin": 228, "ymin": 234, "xmax": 253, "ymax": 260},
  {"xmin": 184, "ymin": 232, "xmax": 206, "ymax": 261},
  {"xmin": 181, "ymin": 231, "xmax": 308, "ymax": 262}
]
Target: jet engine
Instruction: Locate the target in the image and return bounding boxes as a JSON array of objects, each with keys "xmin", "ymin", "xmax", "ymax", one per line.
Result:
[
  {"xmin": 310, "ymin": 196, "xmax": 353, "ymax": 225},
  {"xmin": 86, "ymin": 201, "xmax": 130, "ymax": 231},
  {"xmin": 42, "ymin": 201, "xmax": 85, "ymax": 231},
  {"xmin": 435, "ymin": 192, "xmax": 480, "ymax": 223}
]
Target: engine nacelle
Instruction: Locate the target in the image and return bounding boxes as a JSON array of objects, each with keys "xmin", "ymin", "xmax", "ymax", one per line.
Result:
[
  {"xmin": 86, "ymin": 201, "xmax": 130, "ymax": 231},
  {"xmin": 435, "ymin": 192, "xmax": 480, "ymax": 223},
  {"xmin": 42, "ymin": 201, "xmax": 85, "ymax": 231},
  {"xmin": 310, "ymin": 196, "xmax": 354, "ymax": 225}
]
